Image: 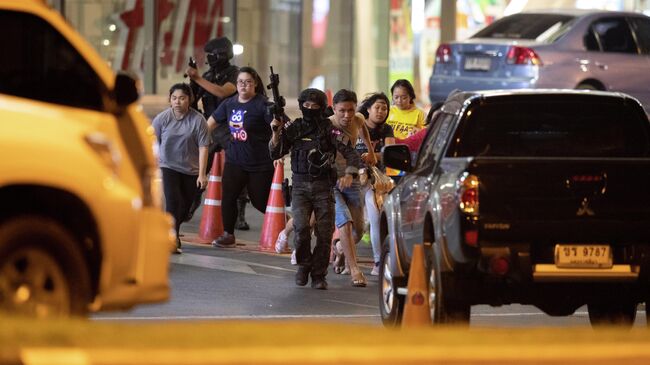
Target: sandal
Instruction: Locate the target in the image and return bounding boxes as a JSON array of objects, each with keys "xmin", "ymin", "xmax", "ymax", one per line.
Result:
[{"xmin": 351, "ymin": 272, "xmax": 367, "ymax": 287}]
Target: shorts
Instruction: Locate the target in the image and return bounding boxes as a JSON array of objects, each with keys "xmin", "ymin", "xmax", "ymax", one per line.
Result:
[{"xmin": 333, "ymin": 180, "xmax": 364, "ymax": 236}]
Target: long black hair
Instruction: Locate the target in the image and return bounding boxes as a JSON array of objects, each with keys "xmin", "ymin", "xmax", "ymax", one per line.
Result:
[
  {"xmin": 390, "ymin": 79, "xmax": 416, "ymax": 104},
  {"xmin": 358, "ymin": 92, "xmax": 390, "ymax": 122},
  {"xmin": 238, "ymin": 66, "xmax": 266, "ymax": 97}
]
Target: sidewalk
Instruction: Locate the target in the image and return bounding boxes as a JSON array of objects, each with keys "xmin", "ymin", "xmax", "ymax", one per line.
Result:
[{"xmin": 179, "ymin": 201, "xmax": 376, "ymax": 268}]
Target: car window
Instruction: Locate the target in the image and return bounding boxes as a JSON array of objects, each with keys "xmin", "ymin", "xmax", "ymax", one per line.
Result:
[
  {"xmin": 414, "ymin": 112, "xmax": 454, "ymax": 171},
  {"xmin": 591, "ymin": 18, "xmax": 638, "ymax": 54},
  {"xmin": 583, "ymin": 28, "xmax": 600, "ymax": 51},
  {"xmin": 0, "ymin": 10, "xmax": 104, "ymax": 110},
  {"xmin": 629, "ymin": 17, "xmax": 650, "ymax": 54},
  {"xmin": 472, "ymin": 14, "xmax": 574, "ymax": 40},
  {"xmin": 447, "ymin": 99, "xmax": 650, "ymax": 158}
]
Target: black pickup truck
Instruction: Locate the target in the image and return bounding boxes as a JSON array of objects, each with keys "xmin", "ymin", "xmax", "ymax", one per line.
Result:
[{"xmin": 379, "ymin": 90, "xmax": 650, "ymax": 327}]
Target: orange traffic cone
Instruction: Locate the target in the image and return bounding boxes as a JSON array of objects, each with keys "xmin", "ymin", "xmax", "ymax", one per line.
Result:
[
  {"xmin": 198, "ymin": 151, "xmax": 224, "ymax": 243},
  {"xmin": 325, "ymin": 89, "xmax": 333, "ymax": 107},
  {"xmin": 259, "ymin": 162, "xmax": 286, "ymax": 252},
  {"xmin": 402, "ymin": 244, "xmax": 430, "ymax": 327}
]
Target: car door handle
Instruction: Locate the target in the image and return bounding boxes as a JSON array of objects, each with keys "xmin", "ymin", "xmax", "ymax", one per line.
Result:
[{"xmin": 595, "ymin": 62, "xmax": 608, "ymax": 70}]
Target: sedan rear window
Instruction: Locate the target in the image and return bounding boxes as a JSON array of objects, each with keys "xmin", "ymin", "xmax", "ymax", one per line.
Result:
[
  {"xmin": 448, "ymin": 98, "xmax": 650, "ymax": 158},
  {"xmin": 473, "ymin": 14, "xmax": 574, "ymax": 40}
]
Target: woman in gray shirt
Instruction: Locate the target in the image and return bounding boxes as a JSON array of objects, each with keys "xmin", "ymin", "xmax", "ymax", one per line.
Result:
[{"xmin": 153, "ymin": 83, "xmax": 209, "ymax": 254}]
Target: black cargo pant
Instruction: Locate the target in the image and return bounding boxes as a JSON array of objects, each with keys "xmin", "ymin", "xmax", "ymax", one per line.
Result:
[{"xmin": 291, "ymin": 178, "xmax": 334, "ymax": 280}]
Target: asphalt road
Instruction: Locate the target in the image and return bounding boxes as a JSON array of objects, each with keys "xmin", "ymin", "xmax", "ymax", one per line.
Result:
[
  {"xmin": 6, "ymin": 204, "xmax": 650, "ymax": 365},
  {"xmin": 92, "ymin": 204, "xmax": 648, "ymax": 327}
]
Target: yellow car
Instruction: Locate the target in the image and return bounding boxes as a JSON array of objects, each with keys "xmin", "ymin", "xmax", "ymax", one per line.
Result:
[{"xmin": 0, "ymin": 0, "xmax": 173, "ymax": 317}]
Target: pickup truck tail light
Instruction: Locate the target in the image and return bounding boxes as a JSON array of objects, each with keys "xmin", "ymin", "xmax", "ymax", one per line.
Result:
[
  {"xmin": 435, "ymin": 44, "xmax": 452, "ymax": 64},
  {"xmin": 459, "ymin": 174, "xmax": 479, "ymax": 216},
  {"xmin": 506, "ymin": 46, "xmax": 542, "ymax": 66}
]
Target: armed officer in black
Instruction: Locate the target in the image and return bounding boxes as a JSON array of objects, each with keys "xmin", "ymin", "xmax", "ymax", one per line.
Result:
[
  {"xmin": 185, "ymin": 37, "xmax": 249, "ymax": 228},
  {"xmin": 269, "ymin": 88, "xmax": 361, "ymax": 290}
]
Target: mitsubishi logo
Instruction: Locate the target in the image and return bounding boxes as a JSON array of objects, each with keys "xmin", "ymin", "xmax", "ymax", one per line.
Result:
[
  {"xmin": 576, "ymin": 197, "xmax": 595, "ymax": 217},
  {"xmin": 566, "ymin": 172, "xmax": 606, "ymax": 217}
]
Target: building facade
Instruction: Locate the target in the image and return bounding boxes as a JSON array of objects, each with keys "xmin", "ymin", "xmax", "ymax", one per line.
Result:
[{"xmin": 51, "ymin": 0, "xmax": 650, "ymax": 106}]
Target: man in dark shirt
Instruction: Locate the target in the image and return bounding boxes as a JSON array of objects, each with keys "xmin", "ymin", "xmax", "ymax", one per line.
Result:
[{"xmin": 269, "ymin": 88, "xmax": 361, "ymax": 290}]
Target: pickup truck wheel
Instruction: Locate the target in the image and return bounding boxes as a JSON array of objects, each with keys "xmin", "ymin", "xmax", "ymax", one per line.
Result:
[
  {"xmin": 587, "ymin": 301, "xmax": 637, "ymax": 327},
  {"xmin": 379, "ymin": 246, "xmax": 404, "ymax": 326},
  {"xmin": 0, "ymin": 217, "xmax": 91, "ymax": 317},
  {"xmin": 428, "ymin": 257, "xmax": 470, "ymax": 325}
]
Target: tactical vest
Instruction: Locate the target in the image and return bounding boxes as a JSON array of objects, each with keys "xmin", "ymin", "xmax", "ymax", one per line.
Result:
[{"xmin": 289, "ymin": 118, "xmax": 336, "ymax": 180}]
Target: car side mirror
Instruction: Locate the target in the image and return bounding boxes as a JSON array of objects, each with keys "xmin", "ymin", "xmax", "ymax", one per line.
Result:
[
  {"xmin": 114, "ymin": 72, "xmax": 140, "ymax": 107},
  {"xmin": 382, "ymin": 144, "xmax": 412, "ymax": 173}
]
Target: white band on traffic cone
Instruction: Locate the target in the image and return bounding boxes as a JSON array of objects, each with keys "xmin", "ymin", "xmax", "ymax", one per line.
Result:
[
  {"xmin": 209, "ymin": 175, "xmax": 222, "ymax": 182},
  {"xmin": 265, "ymin": 206, "xmax": 285, "ymax": 214},
  {"xmin": 271, "ymin": 183, "xmax": 283, "ymax": 190},
  {"xmin": 204, "ymin": 199, "xmax": 222, "ymax": 206}
]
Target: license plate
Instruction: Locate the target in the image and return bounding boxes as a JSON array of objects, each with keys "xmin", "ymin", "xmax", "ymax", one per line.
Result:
[
  {"xmin": 554, "ymin": 244, "xmax": 612, "ymax": 268},
  {"xmin": 464, "ymin": 57, "xmax": 491, "ymax": 71}
]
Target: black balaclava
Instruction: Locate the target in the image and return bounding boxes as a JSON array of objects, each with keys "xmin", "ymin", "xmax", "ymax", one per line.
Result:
[
  {"xmin": 204, "ymin": 37, "xmax": 234, "ymax": 70},
  {"xmin": 298, "ymin": 88, "xmax": 327, "ymax": 122}
]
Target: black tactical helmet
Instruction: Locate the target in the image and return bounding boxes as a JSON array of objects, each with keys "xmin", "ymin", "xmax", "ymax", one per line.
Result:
[
  {"xmin": 298, "ymin": 88, "xmax": 328, "ymax": 121},
  {"xmin": 298, "ymin": 88, "xmax": 327, "ymax": 110},
  {"xmin": 204, "ymin": 37, "xmax": 234, "ymax": 60}
]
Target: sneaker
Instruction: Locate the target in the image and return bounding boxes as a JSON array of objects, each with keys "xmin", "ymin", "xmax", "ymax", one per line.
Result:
[
  {"xmin": 212, "ymin": 232, "xmax": 236, "ymax": 248},
  {"xmin": 173, "ymin": 237, "xmax": 183, "ymax": 254},
  {"xmin": 290, "ymin": 250, "xmax": 297, "ymax": 265},
  {"xmin": 311, "ymin": 277, "xmax": 328, "ymax": 290},
  {"xmin": 295, "ymin": 266, "xmax": 310, "ymax": 286},
  {"xmin": 370, "ymin": 263, "xmax": 380, "ymax": 276},
  {"xmin": 275, "ymin": 231, "xmax": 288, "ymax": 253}
]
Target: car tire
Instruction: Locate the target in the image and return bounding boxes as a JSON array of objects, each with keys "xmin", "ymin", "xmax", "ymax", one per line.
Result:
[
  {"xmin": 0, "ymin": 216, "xmax": 91, "ymax": 317},
  {"xmin": 379, "ymin": 238, "xmax": 404, "ymax": 326},
  {"xmin": 576, "ymin": 82, "xmax": 599, "ymax": 90},
  {"xmin": 428, "ymin": 246, "xmax": 470, "ymax": 325},
  {"xmin": 587, "ymin": 301, "xmax": 637, "ymax": 327}
]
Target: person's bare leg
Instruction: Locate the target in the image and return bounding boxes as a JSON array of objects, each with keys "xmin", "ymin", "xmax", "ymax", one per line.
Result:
[{"xmin": 338, "ymin": 222, "xmax": 365, "ymax": 286}]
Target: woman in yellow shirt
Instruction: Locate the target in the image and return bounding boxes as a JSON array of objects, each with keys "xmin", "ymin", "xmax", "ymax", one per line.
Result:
[
  {"xmin": 386, "ymin": 79, "xmax": 425, "ymax": 139},
  {"xmin": 386, "ymin": 79, "xmax": 424, "ymax": 178}
]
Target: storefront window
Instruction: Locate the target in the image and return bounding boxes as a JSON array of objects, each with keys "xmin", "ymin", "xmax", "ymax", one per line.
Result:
[{"xmin": 64, "ymin": 0, "xmax": 235, "ymax": 94}]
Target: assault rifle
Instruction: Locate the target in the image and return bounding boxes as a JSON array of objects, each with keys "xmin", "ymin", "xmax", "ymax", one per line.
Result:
[
  {"xmin": 267, "ymin": 66, "xmax": 286, "ymax": 131},
  {"xmin": 183, "ymin": 57, "xmax": 197, "ymax": 78}
]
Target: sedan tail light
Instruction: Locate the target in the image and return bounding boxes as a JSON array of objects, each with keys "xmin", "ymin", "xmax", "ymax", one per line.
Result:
[
  {"xmin": 506, "ymin": 46, "xmax": 542, "ymax": 66},
  {"xmin": 435, "ymin": 44, "xmax": 452, "ymax": 64}
]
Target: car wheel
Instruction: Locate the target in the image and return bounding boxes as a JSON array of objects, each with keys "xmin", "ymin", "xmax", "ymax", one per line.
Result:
[
  {"xmin": 428, "ymin": 248, "xmax": 470, "ymax": 325},
  {"xmin": 587, "ymin": 301, "xmax": 637, "ymax": 327},
  {"xmin": 379, "ymin": 239, "xmax": 404, "ymax": 326},
  {"xmin": 576, "ymin": 82, "xmax": 598, "ymax": 90},
  {"xmin": 0, "ymin": 217, "xmax": 91, "ymax": 317}
]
